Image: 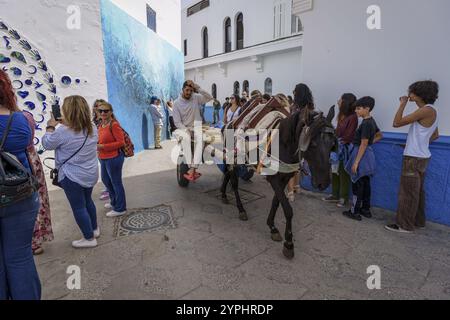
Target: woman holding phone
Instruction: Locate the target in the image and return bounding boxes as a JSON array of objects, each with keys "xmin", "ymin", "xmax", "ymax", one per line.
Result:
[{"xmin": 43, "ymin": 96, "xmax": 100, "ymax": 249}]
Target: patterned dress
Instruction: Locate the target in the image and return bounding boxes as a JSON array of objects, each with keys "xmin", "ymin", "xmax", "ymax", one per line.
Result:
[{"xmin": 23, "ymin": 111, "xmax": 54, "ymax": 250}]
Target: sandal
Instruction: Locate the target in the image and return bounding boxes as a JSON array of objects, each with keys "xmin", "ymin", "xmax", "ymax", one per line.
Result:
[
  {"xmin": 194, "ymin": 172, "xmax": 202, "ymax": 179},
  {"xmin": 183, "ymin": 173, "xmax": 196, "ymax": 181}
]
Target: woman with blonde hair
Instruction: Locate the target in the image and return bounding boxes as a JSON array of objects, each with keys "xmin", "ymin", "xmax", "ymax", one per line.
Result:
[
  {"xmin": 92, "ymin": 99, "xmax": 107, "ymax": 127},
  {"xmin": 92, "ymin": 99, "xmax": 110, "ymax": 201},
  {"xmin": 43, "ymin": 95, "xmax": 100, "ymax": 249},
  {"xmin": 97, "ymin": 102, "xmax": 127, "ymax": 217}
]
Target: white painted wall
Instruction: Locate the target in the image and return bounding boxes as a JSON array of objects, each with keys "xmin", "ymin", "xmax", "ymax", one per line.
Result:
[
  {"xmin": 111, "ymin": 0, "xmax": 182, "ymax": 50},
  {"xmin": 186, "ymin": 49, "xmax": 302, "ymax": 103},
  {"xmin": 0, "ymin": 0, "xmax": 181, "ymax": 107},
  {"xmin": 0, "ymin": 0, "xmax": 108, "ymax": 106},
  {"xmin": 182, "ymin": 0, "xmax": 302, "ymax": 102},
  {"xmin": 0, "ymin": 0, "xmax": 182, "ymax": 149},
  {"xmin": 300, "ymin": 0, "xmax": 450, "ymax": 135},
  {"xmin": 182, "ymin": 0, "xmax": 294, "ymax": 62}
]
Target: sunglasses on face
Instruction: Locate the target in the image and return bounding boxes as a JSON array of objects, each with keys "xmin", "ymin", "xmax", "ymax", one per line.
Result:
[{"xmin": 98, "ymin": 109, "xmax": 111, "ymax": 114}]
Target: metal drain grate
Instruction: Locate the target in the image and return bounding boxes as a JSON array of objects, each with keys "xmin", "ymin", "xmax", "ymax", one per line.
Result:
[
  {"xmin": 205, "ymin": 188, "xmax": 265, "ymax": 205},
  {"xmin": 113, "ymin": 205, "xmax": 176, "ymax": 238}
]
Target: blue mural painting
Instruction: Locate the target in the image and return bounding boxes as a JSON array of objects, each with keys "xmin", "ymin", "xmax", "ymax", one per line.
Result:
[{"xmin": 100, "ymin": 0, "xmax": 184, "ymax": 152}]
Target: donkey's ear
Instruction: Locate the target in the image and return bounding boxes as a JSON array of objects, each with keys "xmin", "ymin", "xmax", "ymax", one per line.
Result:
[{"xmin": 326, "ymin": 105, "xmax": 336, "ymax": 124}]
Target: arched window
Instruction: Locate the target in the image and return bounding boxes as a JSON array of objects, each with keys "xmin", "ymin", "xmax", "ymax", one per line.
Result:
[
  {"xmin": 234, "ymin": 81, "xmax": 240, "ymax": 95},
  {"xmin": 243, "ymin": 80, "xmax": 249, "ymax": 95},
  {"xmin": 264, "ymin": 78, "xmax": 272, "ymax": 95},
  {"xmin": 202, "ymin": 27, "xmax": 209, "ymax": 58},
  {"xmin": 224, "ymin": 17, "xmax": 232, "ymax": 53},
  {"xmin": 212, "ymin": 83, "xmax": 217, "ymax": 99},
  {"xmin": 236, "ymin": 13, "xmax": 244, "ymax": 50}
]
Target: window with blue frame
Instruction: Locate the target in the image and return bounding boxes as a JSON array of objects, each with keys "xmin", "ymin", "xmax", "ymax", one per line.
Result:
[{"xmin": 147, "ymin": 5, "xmax": 157, "ymax": 32}]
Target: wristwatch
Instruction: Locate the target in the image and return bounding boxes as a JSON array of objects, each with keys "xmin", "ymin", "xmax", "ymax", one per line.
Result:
[{"xmin": 46, "ymin": 125, "xmax": 56, "ymax": 131}]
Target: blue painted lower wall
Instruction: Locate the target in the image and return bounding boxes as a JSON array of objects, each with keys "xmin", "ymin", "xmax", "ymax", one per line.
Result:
[
  {"xmin": 301, "ymin": 133, "xmax": 450, "ymax": 227},
  {"xmin": 202, "ymin": 107, "xmax": 450, "ymax": 226}
]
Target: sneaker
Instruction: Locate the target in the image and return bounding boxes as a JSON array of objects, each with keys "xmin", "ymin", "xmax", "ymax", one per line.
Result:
[
  {"xmin": 94, "ymin": 228, "xmax": 101, "ymax": 239},
  {"xmin": 343, "ymin": 210, "xmax": 362, "ymax": 221},
  {"xmin": 322, "ymin": 195, "xmax": 339, "ymax": 203},
  {"xmin": 385, "ymin": 224, "xmax": 413, "ymax": 234},
  {"xmin": 72, "ymin": 238, "xmax": 98, "ymax": 249},
  {"xmin": 287, "ymin": 191, "xmax": 295, "ymax": 203},
  {"xmin": 104, "ymin": 203, "xmax": 112, "ymax": 209},
  {"xmin": 106, "ymin": 210, "xmax": 127, "ymax": 218},
  {"xmin": 361, "ymin": 209, "xmax": 372, "ymax": 219},
  {"xmin": 337, "ymin": 199, "xmax": 347, "ymax": 208},
  {"xmin": 99, "ymin": 192, "xmax": 110, "ymax": 201}
]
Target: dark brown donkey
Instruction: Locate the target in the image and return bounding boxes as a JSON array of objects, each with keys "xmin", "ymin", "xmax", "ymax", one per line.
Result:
[{"xmin": 220, "ymin": 105, "xmax": 336, "ymax": 259}]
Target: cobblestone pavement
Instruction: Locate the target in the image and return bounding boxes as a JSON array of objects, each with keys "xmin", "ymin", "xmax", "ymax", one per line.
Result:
[{"xmin": 37, "ymin": 141, "xmax": 450, "ymax": 300}]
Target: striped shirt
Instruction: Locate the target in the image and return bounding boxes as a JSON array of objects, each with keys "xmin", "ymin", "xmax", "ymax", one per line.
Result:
[{"xmin": 42, "ymin": 125, "xmax": 99, "ymax": 188}]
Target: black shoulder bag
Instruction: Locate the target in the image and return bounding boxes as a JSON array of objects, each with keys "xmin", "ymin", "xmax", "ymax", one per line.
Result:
[
  {"xmin": 0, "ymin": 113, "xmax": 39, "ymax": 208},
  {"xmin": 45, "ymin": 133, "xmax": 88, "ymax": 188}
]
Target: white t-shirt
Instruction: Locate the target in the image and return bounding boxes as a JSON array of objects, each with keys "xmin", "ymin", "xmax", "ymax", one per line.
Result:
[
  {"xmin": 404, "ymin": 105, "xmax": 438, "ymax": 159},
  {"xmin": 226, "ymin": 107, "xmax": 241, "ymax": 123}
]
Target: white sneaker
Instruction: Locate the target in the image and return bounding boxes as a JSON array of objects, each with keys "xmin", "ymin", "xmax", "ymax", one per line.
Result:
[
  {"xmin": 287, "ymin": 191, "xmax": 295, "ymax": 203},
  {"xmin": 94, "ymin": 228, "xmax": 101, "ymax": 239},
  {"xmin": 337, "ymin": 199, "xmax": 347, "ymax": 208},
  {"xmin": 72, "ymin": 238, "xmax": 98, "ymax": 249},
  {"xmin": 104, "ymin": 203, "xmax": 112, "ymax": 209},
  {"xmin": 106, "ymin": 210, "xmax": 127, "ymax": 218}
]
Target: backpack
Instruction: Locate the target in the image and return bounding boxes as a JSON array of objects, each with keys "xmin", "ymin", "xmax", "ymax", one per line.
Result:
[
  {"xmin": 110, "ymin": 122, "xmax": 135, "ymax": 158},
  {"xmin": 0, "ymin": 113, "xmax": 39, "ymax": 208}
]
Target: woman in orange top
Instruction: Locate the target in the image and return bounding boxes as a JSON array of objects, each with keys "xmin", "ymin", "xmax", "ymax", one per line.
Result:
[{"xmin": 97, "ymin": 102, "xmax": 127, "ymax": 217}]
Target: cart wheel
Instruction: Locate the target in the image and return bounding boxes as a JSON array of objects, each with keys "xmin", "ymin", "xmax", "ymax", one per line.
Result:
[{"xmin": 177, "ymin": 156, "xmax": 190, "ymax": 188}]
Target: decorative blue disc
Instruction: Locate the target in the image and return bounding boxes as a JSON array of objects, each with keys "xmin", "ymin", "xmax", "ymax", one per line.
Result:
[{"xmin": 61, "ymin": 76, "xmax": 72, "ymax": 85}]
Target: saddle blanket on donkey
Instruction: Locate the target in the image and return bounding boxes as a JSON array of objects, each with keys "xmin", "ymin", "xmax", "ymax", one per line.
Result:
[{"xmin": 206, "ymin": 96, "xmax": 297, "ymax": 176}]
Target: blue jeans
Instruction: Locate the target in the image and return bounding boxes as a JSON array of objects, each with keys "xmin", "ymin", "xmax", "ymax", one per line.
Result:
[
  {"xmin": 100, "ymin": 153, "xmax": 126, "ymax": 212},
  {"xmin": 60, "ymin": 178, "xmax": 97, "ymax": 240},
  {"xmin": 0, "ymin": 193, "xmax": 41, "ymax": 300},
  {"xmin": 213, "ymin": 109, "xmax": 220, "ymax": 124}
]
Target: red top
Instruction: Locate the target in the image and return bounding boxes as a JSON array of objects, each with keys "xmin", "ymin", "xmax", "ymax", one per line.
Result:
[
  {"xmin": 336, "ymin": 113, "xmax": 358, "ymax": 145},
  {"xmin": 98, "ymin": 121, "xmax": 125, "ymax": 160}
]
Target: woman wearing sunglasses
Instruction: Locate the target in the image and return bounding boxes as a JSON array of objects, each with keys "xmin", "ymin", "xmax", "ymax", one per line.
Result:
[
  {"xmin": 224, "ymin": 94, "xmax": 241, "ymax": 126},
  {"xmin": 97, "ymin": 102, "xmax": 127, "ymax": 218}
]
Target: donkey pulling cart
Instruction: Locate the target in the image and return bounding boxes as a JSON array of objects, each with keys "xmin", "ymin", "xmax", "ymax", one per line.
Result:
[{"xmin": 175, "ymin": 94, "xmax": 336, "ymax": 259}]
